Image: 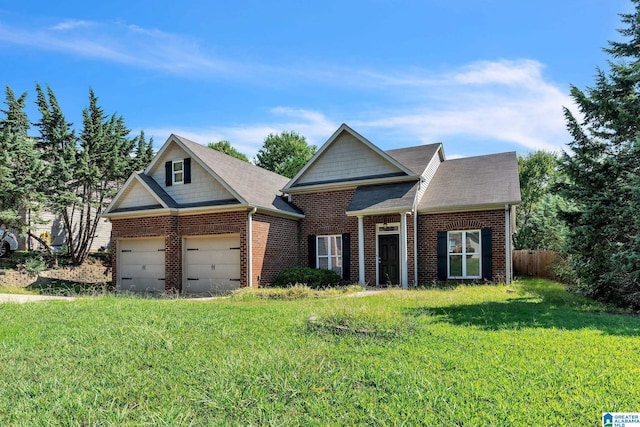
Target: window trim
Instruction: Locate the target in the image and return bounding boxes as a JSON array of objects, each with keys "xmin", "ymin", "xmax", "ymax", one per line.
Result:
[
  {"xmin": 172, "ymin": 160, "xmax": 184, "ymax": 185},
  {"xmin": 447, "ymin": 230, "xmax": 482, "ymax": 279},
  {"xmin": 316, "ymin": 234, "xmax": 343, "ymax": 276}
]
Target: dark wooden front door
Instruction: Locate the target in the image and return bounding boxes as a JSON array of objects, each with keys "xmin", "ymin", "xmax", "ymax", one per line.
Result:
[{"xmin": 378, "ymin": 234, "xmax": 399, "ymax": 285}]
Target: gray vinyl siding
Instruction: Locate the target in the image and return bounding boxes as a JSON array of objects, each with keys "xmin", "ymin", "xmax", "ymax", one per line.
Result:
[{"xmin": 296, "ymin": 132, "xmax": 403, "ymax": 185}]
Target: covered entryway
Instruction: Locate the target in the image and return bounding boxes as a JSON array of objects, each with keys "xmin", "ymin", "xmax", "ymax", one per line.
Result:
[
  {"xmin": 118, "ymin": 237, "xmax": 166, "ymax": 292},
  {"xmin": 183, "ymin": 234, "xmax": 241, "ymax": 294}
]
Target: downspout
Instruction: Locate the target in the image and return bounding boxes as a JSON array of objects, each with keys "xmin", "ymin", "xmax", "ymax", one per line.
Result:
[
  {"xmin": 247, "ymin": 207, "xmax": 257, "ymax": 288},
  {"xmin": 505, "ymin": 204, "xmax": 511, "ymax": 285}
]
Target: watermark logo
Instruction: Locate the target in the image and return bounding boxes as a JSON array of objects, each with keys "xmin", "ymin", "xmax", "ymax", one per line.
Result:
[{"xmin": 603, "ymin": 413, "xmax": 640, "ymax": 427}]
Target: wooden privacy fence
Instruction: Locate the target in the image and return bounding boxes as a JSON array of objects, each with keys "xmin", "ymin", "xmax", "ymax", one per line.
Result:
[{"xmin": 512, "ymin": 250, "xmax": 557, "ymax": 279}]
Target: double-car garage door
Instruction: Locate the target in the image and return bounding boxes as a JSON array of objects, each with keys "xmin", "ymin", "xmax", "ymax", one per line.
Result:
[{"xmin": 118, "ymin": 235, "xmax": 241, "ymax": 294}]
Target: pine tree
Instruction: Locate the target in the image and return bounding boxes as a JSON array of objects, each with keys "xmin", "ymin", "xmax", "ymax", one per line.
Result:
[
  {"xmin": 35, "ymin": 86, "xmax": 146, "ymax": 264},
  {"xmin": 0, "ymin": 86, "xmax": 44, "ymax": 240},
  {"xmin": 559, "ymin": 0, "xmax": 640, "ymax": 307}
]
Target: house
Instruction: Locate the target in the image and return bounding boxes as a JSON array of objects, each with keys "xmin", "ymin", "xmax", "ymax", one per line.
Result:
[
  {"xmin": 19, "ymin": 209, "xmax": 111, "ymax": 252},
  {"xmin": 103, "ymin": 124, "xmax": 521, "ymax": 293}
]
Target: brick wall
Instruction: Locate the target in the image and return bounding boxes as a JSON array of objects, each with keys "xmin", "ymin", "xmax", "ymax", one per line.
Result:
[
  {"xmin": 251, "ymin": 213, "xmax": 300, "ymax": 286},
  {"xmin": 292, "ymin": 190, "xmax": 416, "ymax": 286},
  {"xmin": 292, "ymin": 189, "xmax": 359, "ymax": 282},
  {"xmin": 417, "ymin": 209, "xmax": 507, "ymax": 284}
]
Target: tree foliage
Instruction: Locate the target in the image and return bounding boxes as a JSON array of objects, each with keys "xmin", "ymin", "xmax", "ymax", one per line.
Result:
[
  {"xmin": 514, "ymin": 151, "xmax": 569, "ymax": 251},
  {"xmin": 34, "ymin": 85, "xmax": 153, "ymax": 264},
  {"xmin": 557, "ymin": 0, "xmax": 640, "ymax": 307},
  {"xmin": 207, "ymin": 140, "xmax": 249, "ymax": 162},
  {"xmin": 255, "ymin": 131, "xmax": 316, "ymax": 178},
  {"xmin": 0, "ymin": 86, "xmax": 45, "ymax": 244}
]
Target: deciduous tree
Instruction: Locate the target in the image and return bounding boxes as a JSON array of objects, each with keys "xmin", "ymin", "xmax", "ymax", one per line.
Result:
[
  {"xmin": 255, "ymin": 131, "xmax": 316, "ymax": 178},
  {"xmin": 207, "ymin": 140, "xmax": 248, "ymax": 162}
]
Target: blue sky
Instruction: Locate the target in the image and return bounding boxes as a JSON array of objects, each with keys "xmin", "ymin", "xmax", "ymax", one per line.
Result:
[{"xmin": 0, "ymin": 0, "xmax": 633, "ymax": 159}]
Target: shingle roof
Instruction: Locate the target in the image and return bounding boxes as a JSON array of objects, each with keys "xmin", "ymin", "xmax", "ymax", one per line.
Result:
[
  {"xmin": 418, "ymin": 152, "xmax": 521, "ymax": 212},
  {"xmin": 347, "ymin": 182, "xmax": 418, "ymax": 213},
  {"xmin": 174, "ymin": 135, "xmax": 303, "ymax": 216},
  {"xmin": 385, "ymin": 144, "xmax": 441, "ymax": 175},
  {"xmin": 137, "ymin": 173, "xmax": 177, "ymax": 208}
]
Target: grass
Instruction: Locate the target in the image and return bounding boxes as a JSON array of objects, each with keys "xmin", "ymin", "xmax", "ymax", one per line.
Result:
[{"xmin": 0, "ymin": 278, "xmax": 638, "ymax": 425}]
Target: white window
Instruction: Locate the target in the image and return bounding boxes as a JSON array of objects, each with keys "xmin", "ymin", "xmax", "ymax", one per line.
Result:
[
  {"xmin": 172, "ymin": 160, "xmax": 184, "ymax": 184},
  {"xmin": 448, "ymin": 230, "xmax": 481, "ymax": 279},
  {"xmin": 317, "ymin": 235, "xmax": 342, "ymax": 276}
]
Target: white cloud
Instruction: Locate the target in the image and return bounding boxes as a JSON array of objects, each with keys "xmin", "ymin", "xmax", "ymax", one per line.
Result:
[
  {"xmin": 147, "ymin": 60, "xmax": 573, "ymax": 157},
  {"xmin": 350, "ymin": 59, "xmax": 574, "ymax": 153},
  {"xmin": 0, "ymin": 19, "xmax": 236, "ymax": 75}
]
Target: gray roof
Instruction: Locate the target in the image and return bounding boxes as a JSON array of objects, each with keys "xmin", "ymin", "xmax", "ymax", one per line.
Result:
[
  {"xmin": 385, "ymin": 144, "xmax": 441, "ymax": 175},
  {"xmin": 347, "ymin": 181, "xmax": 418, "ymax": 213},
  {"xmin": 138, "ymin": 173, "xmax": 178, "ymax": 208},
  {"xmin": 174, "ymin": 135, "xmax": 303, "ymax": 216},
  {"xmin": 418, "ymin": 152, "xmax": 521, "ymax": 212}
]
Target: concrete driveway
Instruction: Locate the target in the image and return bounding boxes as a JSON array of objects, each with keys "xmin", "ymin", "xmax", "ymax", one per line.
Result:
[{"xmin": 0, "ymin": 294, "xmax": 75, "ymax": 304}]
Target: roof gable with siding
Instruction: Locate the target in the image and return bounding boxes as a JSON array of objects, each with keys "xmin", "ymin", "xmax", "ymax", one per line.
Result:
[
  {"xmin": 147, "ymin": 142, "xmax": 237, "ymax": 205},
  {"xmin": 284, "ymin": 124, "xmax": 417, "ymax": 191}
]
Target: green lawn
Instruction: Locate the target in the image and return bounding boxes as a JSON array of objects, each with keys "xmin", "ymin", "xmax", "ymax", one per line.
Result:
[{"xmin": 0, "ymin": 279, "xmax": 638, "ymax": 426}]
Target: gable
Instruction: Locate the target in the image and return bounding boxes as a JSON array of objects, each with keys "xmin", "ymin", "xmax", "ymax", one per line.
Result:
[
  {"xmin": 111, "ymin": 178, "xmax": 161, "ymax": 211},
  {"xmin": 293, "ymin": 130, "xmax": 406, "ymax": 187},
  {"xmin": 148, "ymin": 143, "xmax": 236, "ymax": 205}
]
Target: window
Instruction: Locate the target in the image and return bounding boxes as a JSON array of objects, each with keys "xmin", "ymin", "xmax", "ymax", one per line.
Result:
[
  {"xmin": 172, "ymin": 160, "xmax": 184, "ymax": 184},
  {"xmin": 317, "ymin": 235, "xmax": 342, "ymax": 276},
  {"xmin": 448, "ymin": 230, "xmax": 481, "ymax": 279}
]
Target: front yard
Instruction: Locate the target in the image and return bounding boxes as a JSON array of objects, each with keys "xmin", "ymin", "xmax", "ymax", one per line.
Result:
[{"xmin": 0, "ymin": 279, "xmax": 638, "ymax": 425}]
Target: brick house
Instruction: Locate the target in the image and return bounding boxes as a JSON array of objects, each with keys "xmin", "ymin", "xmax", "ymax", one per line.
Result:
[{"xmin": 103, "ymin": 124, "xmax": 520, "ymax": 293}]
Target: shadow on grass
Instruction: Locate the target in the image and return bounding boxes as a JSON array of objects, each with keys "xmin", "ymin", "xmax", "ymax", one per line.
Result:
[
  {"xmin": 407, "ymin": 279, "xmax": 640, "ymax": 337},
  {"xmin": 26, "ymin": 277, "xmax": 113, "ymax": 296}
]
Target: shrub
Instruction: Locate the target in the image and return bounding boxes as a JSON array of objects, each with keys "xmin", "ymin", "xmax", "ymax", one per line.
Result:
[{"xmin": 271, "ymin": 267, "xmax": 342, "ymax": 289}]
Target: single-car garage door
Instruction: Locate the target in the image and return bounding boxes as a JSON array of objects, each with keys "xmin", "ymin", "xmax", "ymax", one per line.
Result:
[
  {"xmin": 118, "ymin": 237, "xmax": 165, "ymax": 293},
  {"xmin": 183, "ymin": 234, "xmax": 241, "ymax": 294}
]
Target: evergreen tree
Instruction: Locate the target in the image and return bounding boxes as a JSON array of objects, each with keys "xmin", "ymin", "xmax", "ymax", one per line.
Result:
[
  {"xmin": 558, "ymin": 0, "xmax": 640, "ymax": 307},
  {"xmin": 35, "ymin": 86, "xmax": 146, "ymax": 264},
  {"xmin": 255, "ymin": 131, "xmax": 316, "ymax": 178},
  {"xmin": 0, "ymin": 86, "xmax": 44, "ymax": 240}
]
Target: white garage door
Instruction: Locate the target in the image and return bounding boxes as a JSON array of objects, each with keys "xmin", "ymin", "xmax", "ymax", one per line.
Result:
[
  {"xmin": 118, "ymin": 238, "xmax": 165, "ymax": 293},
  {"xmin": 184, "ymin": 234, "xmax": 241, "ymax": 294}
]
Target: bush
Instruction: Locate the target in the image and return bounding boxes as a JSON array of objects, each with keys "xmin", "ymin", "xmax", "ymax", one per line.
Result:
[{"xmin": 271, "ymin": 267, "xmax": 342, "ymax": 289}]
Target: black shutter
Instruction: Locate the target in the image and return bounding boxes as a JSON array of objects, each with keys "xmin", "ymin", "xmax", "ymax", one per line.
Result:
[
  {"xmin": 184, "ymin": 158, "xmax": 191, "ymax": 184},
  {"xmin": 165, "ymin": 161, "xmax": 172, "ymax": 186},
  {"xmin": 341, "ymin": 233, "xmax": 351, "ymax": 281},
  {"xmin": 481, "ymin": 228, "xmax": 492, "ymax": 280},
  {"xmin": 437, "ymin": 231, "xmax": 447, "ymax": 280},
  {"xmin": 308, "ymin": 234, "xmax": 317, "ymax": 268}
]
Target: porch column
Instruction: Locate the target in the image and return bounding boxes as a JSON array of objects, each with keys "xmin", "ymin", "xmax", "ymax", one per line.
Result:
[
  {"xmin": 358, "ymin": 215, "xmax": 365, "ymax": 285},
  {"xmin": 400, "ymin": 212, "xmax": 408, "ymax": 288}
]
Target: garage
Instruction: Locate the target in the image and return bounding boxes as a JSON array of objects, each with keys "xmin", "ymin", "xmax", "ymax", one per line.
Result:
[
  {"xmin": 183, "ymin": 234, "xmax": 241, "ymax": 294},
  {"xmin": 118, "ymin": 237, "xmax": 166, "ymax": 292}
]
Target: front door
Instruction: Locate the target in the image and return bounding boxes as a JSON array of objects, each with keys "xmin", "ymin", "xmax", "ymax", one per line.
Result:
[{"xmin": 378, "ymin": 234, "xmax": 399, "ymax": 285}]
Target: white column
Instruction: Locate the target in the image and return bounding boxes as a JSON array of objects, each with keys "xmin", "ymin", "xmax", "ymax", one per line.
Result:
[
  {"xmin": 505, "ymin": 204, "xmax": 511, "ymax": 285},
  {"xmin": 400, "ymin": 212, "xmax": 408, "ymax": 288},
  {"xmin": 358, "ymin": 215, "xmax": 365, "ymax": 285}
]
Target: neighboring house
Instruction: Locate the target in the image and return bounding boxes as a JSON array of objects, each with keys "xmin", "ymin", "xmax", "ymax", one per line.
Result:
[
  {"xmin": 19, "ymin": 209, "xmax": 111, "ymax": 252},
  {"xmin": 103, "ymin": 124, "xmax": 521, "ymax": 293}
]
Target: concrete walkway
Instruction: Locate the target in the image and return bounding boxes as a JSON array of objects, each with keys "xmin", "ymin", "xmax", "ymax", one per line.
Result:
[{"xmin": 0, "ymin": 294, "xmax": 75, "ymax": 304}]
